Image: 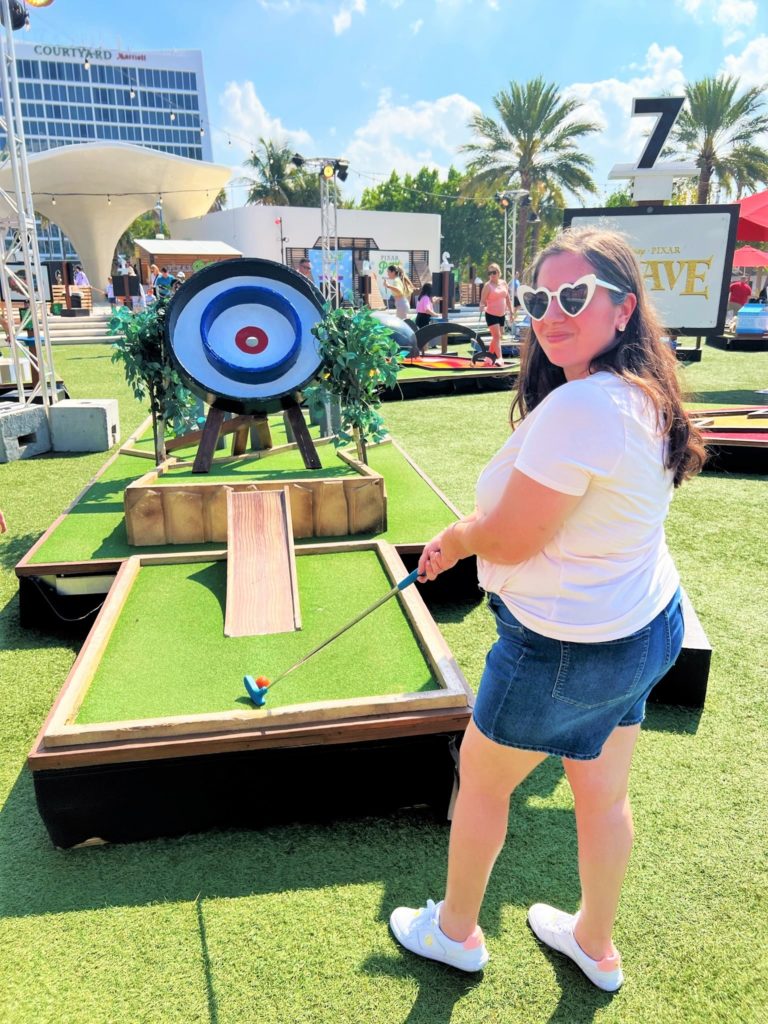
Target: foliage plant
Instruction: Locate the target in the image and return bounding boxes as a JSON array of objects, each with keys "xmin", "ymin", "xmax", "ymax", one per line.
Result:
[
  {"xmin": 305, "ymin": 305, "xmax": 400, "ymax": 464},
  {"xmin": 669, "ymin": 74, "xmax": 768, "ymax": 204},
  {"xmin": 109, "ymin": 300, "xmax": 199, "ymax": 464}
]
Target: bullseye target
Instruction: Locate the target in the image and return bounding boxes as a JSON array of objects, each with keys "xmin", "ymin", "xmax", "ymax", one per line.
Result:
[{"xmin": 165, "ymin": 258, "xmax": 324, "ymax": 413}]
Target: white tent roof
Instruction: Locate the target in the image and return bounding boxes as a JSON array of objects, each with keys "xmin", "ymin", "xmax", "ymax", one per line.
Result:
[{"xmin": 0, "ymin": 142, "xmax": 232, "ymax": 290}]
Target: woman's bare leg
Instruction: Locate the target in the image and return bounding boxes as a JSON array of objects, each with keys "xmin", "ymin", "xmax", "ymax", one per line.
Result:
[
  {"xmin": 488, "ymin": 324, "xmax": 502, "ymax": 360},
  {"xmin": 562, "ymin": 724, "xmax": 640, "ymax": 960},
  {"xmin": 439, "ymin": 720, "xmax": 547, "ymax": 941}
]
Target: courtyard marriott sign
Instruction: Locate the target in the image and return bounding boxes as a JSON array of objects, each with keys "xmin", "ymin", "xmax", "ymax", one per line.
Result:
[{"xmin": 32, "ymin": 45, "xmax": 148, "ymax": 62}]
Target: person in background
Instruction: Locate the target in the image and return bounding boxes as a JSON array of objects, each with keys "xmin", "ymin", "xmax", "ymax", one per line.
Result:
[
  {"xmin": 415, "ymin": 283, "xmax": 440, "ymax": 329},
  {"xmin": 106, "ymin": 277, "xmax": 115, "ymax": 307},
  {"xmin": 73, "ymin": 265, "xmax": 89, "ymax": 287},
  {"xmin": 389, "ymin": 226, "xmax": 704, "ymax": 993},
  {"xmin": 479, "ymin": 263, "xmax": 513, "ymax": 365},
  {"xmin": 154, "ymin": 267, "xmax": 175, "ymax": 300},
  {"xmin": 149, "ymin": 264, "xmax": 160, "ymax": 294},
  {"xmin": 297, "ymin": 257, "xmax": 314, "ymax": 283},
  {"xmin": 171, "ymin": 271, "xmax": 186, "ymax": 294},
  {"xmin": 383, "ymin": 265, "xmax": 415, "ymax": 320},
  {"xmin": 728, "ymin": 275, "xmax": 752, "ymax": 314},
  {"xmin": 0, "ymin": 509, "xmax": 6, "ymax": 533}
]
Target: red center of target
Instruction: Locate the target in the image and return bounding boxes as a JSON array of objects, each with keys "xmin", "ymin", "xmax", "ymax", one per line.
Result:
[{"xmin": 235, "ymin": 326, "xmax": 269, "ymax": 355}]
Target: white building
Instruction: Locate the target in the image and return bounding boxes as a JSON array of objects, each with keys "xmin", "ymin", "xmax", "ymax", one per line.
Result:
[
  {"xmin": 171, "ymin": 204, "xmax": 442, "ymax": 300},
  {"xmin": 4, "ymin": 41, "xmax": 212, "ymax": 261}
]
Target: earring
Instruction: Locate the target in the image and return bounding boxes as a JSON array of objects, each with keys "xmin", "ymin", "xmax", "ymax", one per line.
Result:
[{"xmin": 617, "ymin": 321, "xmax": 626, "ymax": 332}]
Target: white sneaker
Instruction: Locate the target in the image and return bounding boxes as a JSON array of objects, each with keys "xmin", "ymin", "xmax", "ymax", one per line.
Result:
[
  {"xmin": 527, "ymin": 904, "xmax": 623, "ymax": 992},
  {"xmin": 389, "ymin": 899, "xmax": 489, "ymax": 972}
]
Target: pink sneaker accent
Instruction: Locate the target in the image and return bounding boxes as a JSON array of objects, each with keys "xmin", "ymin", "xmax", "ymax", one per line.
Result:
[{"xmin": 462, "ymin": 927, "xmax": 484, "ymax": 951}]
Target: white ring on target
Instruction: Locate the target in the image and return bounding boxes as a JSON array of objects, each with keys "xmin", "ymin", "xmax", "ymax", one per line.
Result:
[{"xmin": 169, "ymin": 273, "xmax": 323, "ymax": 402}]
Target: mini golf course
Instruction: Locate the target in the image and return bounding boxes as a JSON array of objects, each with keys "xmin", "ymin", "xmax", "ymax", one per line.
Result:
[{"xmin": 3, "ymin": 339, "xmax": 766, "ymax": 1024}]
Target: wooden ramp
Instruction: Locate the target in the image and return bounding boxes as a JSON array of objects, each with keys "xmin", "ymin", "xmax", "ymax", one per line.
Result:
[{"xmin": 225, "ymin": 488, "xmax": 301, "ymax": 637}]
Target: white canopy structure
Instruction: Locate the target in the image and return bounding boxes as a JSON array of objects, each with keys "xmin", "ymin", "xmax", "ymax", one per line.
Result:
[{"xmin": 0, "ymin": 142, "xmax": 232, "ymax": 289}]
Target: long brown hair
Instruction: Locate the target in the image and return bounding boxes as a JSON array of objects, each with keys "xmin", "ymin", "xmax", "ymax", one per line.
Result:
[{"xmin": 512, "ymin": 227, "xmax": 706, "ymax": 487}]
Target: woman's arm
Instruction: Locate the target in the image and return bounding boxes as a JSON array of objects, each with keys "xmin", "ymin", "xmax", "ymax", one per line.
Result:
[
  {"xmin": 418, "ymin": 472, "xmax": 581, "ymax": 581},
  {"xmin": 479, "ymin": 283, "xmax": 489, "ymax": 313}
]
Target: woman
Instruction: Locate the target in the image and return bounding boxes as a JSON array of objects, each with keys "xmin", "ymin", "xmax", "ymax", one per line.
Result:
[
  {"xmin": 389, "ymin": 228, "xmax": 705, "ymax": 991},
  {"xmin": 479, "ymin": 263, "xmax": 513, "ymax": 365},
  {"xmin": 415, "ymin": 283, "xmax": 440, "ymax": 329},
  {"xmin": 383, "ymin": 265, "xmax": 414, "ymax": 320}
]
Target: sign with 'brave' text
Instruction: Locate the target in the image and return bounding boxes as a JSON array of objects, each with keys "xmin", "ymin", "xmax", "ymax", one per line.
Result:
[{"xmin": 563, "ymin": 205, "xmax": 740, "ymax": 333}]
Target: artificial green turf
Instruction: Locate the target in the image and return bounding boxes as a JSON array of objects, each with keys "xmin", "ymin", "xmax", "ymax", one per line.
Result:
[
  {"xmin": 76, "ymin": 551, "xmax": 438, "ymax": 723},
  {"xmin": 27, "ymin": 426, "xmax": 455, "ymax": 565},
  {"xmin": 151, "ymin": 446, "xmax": 351, "ymax": 482},
  {"xmin": 2, "ymin": 341, "xmax": 768, "ymax": 1023}
]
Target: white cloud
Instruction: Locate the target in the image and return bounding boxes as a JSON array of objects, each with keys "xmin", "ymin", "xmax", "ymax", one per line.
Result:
[
  {"xmin": 333, "ymin": 0, "xmax": 366, "ymax": 34},
  {"xmin": 722, "ymin": 34, "xmax": 768, "ymax": 85},
  {"xmin": 342, "ymin": 89, "xmax": 480, "ymax": 196},
  {"xmin": 714, "ymin": 0, "xmax": 757, "ymax": 45},
  {"xmin": 411, "ymin": 17, "xmax": 424, "ymax": 33},
  {"xmin": 218, "ymin": 81, "xmax": 312, "ymax": 156},
  {"xmin": 675, "ymin": 0, "xmax": 756, "ymax": 44},
  {"xmin": 564, "ymin": 43, "xmax": 687, "ymax": 174}
]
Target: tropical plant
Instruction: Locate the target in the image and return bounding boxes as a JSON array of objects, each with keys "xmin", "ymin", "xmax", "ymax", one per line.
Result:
[
  {"xmin": 114, "ymin": 211, "xmax": 165, "ymax": 263},
  {"xmin": 109, "ymin": 300, "xmax": 199, "ymax": 464},
  {"xmin": 462, "ymin": 77, "xmax": 600, "ymax": 269},
  {"xmin": 304, "ymin": 306, "xmax": 400, "ymax": 464},
  {"xmin": 668, "ymin": 75, "xmax": 768, "ymax": 203},
  {"xmin": 241, "ymin": 137, "xmax": 296, "ymax": 205},
  {"xmin": 359, "ymin": 166, "xmax": 502, "ymax": 272}
]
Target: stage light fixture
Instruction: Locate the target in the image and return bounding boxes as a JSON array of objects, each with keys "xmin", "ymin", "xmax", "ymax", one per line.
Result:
[
  {"xmin": 290, "ymin": 153, "xmax": 305, "ymax": 168},
  {"xmin": 335, "ymin": 159, "xmax": 349, "ymax": 182},
  {"xmin": 321, "ymin": 163, "xmax": 335, "ymax": 179}
]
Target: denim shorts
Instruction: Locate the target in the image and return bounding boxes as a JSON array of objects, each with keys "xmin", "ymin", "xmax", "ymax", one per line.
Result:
[{"xmin": 473, "ymin": 588, "xmax": 684, "ymax": 761}]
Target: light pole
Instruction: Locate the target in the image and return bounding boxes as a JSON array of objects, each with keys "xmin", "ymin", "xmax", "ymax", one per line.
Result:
[{"xmin": 508, "ymin": 188, "xmax": 528, "ymax": 309}]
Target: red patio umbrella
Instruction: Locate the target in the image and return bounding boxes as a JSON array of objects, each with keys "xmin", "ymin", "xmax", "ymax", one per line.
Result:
[
  {"xmin": 738, "ymin": 190, "xmax": 768, "ymax": 242},
  {"xmin": 732, "ymin": 245, "xmax": 768, "ymax": 267}
]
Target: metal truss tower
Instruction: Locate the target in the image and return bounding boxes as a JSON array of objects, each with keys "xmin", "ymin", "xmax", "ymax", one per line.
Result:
[
  {"xmin": 0, "ymin": 0, "xmax": 57, "ymax": 409},
  {"xmin": 318, "ymin": 168, "xmax": 340, "ymax": 308}
]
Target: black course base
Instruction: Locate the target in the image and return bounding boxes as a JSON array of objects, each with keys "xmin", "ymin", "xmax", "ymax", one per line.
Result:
[
  {"xmin": 33, "ymin": 732, "xmax": 462, "ymax": 848},
  {"xmin": 383, "ymin": 370, "xmax": 516, "ymax": 401},
  {"xmin": 709, "ymin": 333, "xmax": 768, "ymax": 351},
  {"xmin": 703, "ymin": 444, "xmax": 768, "ymax": 474},
  {"xmin": 18, "ymin": 575, "xmax": 106, "ymax": 641}
]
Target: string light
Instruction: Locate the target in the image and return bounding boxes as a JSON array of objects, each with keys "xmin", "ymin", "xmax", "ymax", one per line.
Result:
[
  {"xmin": 107, "ymin": 194, "xmax": 111, "ymax": 206},
  {"xmin": 200, "ymin": 125, "xmax": 205, "ymax": 136},
  {"xmin": 51, "ymin": 196, "xmax": 56, "ymax": 205},
  {"xmin": 83, "ymin": 58, "xmax": 90, "ymax": 71},
  {"xmin": 129, "ymin": 87, "xmax": 136, "ymax": 99},
  {"xmin": 170, "ymin": 111, "xmax": 176, "ymax": 122}
]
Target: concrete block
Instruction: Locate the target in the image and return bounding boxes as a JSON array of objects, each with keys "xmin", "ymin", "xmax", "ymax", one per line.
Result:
[
  {"xmin": 0, "ymin": 404, "xmax": 51, "ymax": 462},
  {"xmin": 49, "ymin": 398, "xmax": 120, "ymax": 453}
]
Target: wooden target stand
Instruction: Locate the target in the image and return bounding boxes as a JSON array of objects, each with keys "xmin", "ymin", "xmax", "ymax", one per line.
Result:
[{"xmin": 167, "ymin": 396, "xmax": 322, "ymax": 474}]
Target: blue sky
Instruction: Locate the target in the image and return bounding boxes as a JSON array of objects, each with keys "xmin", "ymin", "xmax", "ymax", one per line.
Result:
[{"xmin": 22, "ymin": 0, "xmax": 768, "ymax": 203}]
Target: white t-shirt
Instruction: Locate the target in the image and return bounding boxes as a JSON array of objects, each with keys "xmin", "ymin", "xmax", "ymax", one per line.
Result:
[{"xmin": 476, "ymin": 372, "xmax": 680, "ymax": 642}]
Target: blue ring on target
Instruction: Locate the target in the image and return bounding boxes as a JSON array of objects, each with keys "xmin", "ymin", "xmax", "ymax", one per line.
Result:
[{"xmin": 200, "ymin": 285, "xmax": 302, "ymax": 385}]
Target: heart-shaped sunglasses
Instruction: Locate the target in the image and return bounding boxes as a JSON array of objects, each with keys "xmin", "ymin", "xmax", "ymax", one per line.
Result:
[{"xmin": 518, "ymin": 274, "xmax": 625, "ymax": 320}]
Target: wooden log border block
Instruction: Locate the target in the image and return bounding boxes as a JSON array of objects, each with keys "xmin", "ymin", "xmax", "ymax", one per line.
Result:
[
  {"xmin": 30, "ymin": 542, "xmax": 473, "ymax": 765},
  {"xmin": 124, "ymin": 439, "xmax": 387, "ymax": 546}
]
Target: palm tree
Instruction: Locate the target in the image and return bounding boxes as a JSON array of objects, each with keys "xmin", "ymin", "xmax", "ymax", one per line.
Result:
[
  {"xmin": 241, "ymin": 138, "xmax": 296, "ymax": 205},
  {"xmin": 669, "ymin": 75, "xmax": 768, "ymax": 203},
  {"xmin": 462, "ymin": 77, "xmax": 600, "ymax": 270}
]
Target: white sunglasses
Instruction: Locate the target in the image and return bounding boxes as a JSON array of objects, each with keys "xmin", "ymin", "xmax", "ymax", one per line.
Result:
[{"xmin": 518, "ymin": 274, "xmax": 625, "ymax": 320}]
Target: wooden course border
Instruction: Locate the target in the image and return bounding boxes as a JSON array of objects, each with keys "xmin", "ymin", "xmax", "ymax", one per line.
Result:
[
  {"xmin": 31, "ymin": 541, "xmax": 473, "ymax": 764},
  {"xmin": 123, "ymin": 438, "xmax": 388, "ymax": 546}
]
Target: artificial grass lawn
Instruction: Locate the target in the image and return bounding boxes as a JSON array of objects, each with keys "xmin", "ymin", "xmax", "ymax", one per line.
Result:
[
  {"xmin": 76, "ymin": 551, "xmax": 438, "ymax": 723},
  {"xmin": 2, "ymin": 342, "xmax": 767, "ymax": 1023},
  {"xmin": 27, "ymin": 437, "xmax": 454, "ymax": 567}
]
